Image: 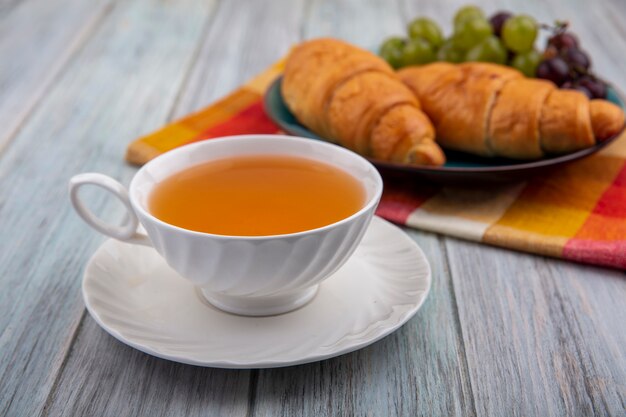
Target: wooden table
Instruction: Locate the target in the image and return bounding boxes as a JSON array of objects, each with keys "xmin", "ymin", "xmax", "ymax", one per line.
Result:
[{"xmin": 1, "ymin": 0, "xmax": 625, "ymax": 415}]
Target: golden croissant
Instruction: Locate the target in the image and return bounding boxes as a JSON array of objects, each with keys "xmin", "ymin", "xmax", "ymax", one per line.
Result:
[
  {"xmin": 282, "ymin": 38, "xmax": 446, "ymax": 166},
  {"xmin": 398, "ymin": 62, "xmax": 625, "ymax": 159}
]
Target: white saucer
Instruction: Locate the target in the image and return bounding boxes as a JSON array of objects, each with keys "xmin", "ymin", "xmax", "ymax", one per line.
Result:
[{"xmin": 82, "ymin": 216, "xmax": 431, "ymax": 368}]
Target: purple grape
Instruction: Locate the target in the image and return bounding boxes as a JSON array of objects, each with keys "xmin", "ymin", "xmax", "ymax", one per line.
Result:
[
  {"xmin": 578, "ymin": 76, "xmax": 607, "ymax": 99},
  {"xmin": 564, "ymin": 48, "xmax": 590, "ymax": 71},
  {"xmin": 561, "ymin": 81, "xmax": 574, "ymax": 89},
  {"xmin": 544, "ymin": 45, "xmax": 559, "ymax": 60},
  {"xmin": 489, "ymin": 11, "xmax": 513, "ymax": 37},
  {"xmin": 548, "ymin": 32, "xmax": 579, "ymax": 50},
  {"xmin": 536, "ymin": 57, "xmax": 570, "ymax": 86},
  {"xmin": 506, "ymin": 49, "xmax": 515, "ymax": 62}
]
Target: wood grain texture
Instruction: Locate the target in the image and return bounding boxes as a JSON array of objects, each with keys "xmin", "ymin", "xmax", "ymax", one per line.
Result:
[
  {"xmin": 42, "ymin": 315, "xmax": 252, "ymax": 417},
  {"xmin": 0, "ymin": 0, "xmax": 216, "ymax": 415},
  {"xmin": 0, "ymin": 0, "xmax": 115, "ymax": 152},
  {"xmin": 445, "ymin": 239, "xmax": 626, "ymax": 416},
  {"xmin": 0, "ymin": 0, "xmax": 26, "ymax": 18},
  {"xmin": 171, "ymin": 0, "xmax": 307, "ymax": 119},
  {"xmin": 302, "ymin": 0, "xmax": 404, "ymax": 47},
  {"xmin": 402, "ymin": 0, "xmax": 499, "ymax": 33}
]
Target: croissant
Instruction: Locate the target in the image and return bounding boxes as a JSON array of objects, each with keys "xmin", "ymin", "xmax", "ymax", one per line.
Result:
[
  {"xmin": 282, "ymin": 38, "xmax": 445, "ymax": 166},
  {"xmin": 399, "ymin": 62, "xmax": 625, "ymax": 159}
]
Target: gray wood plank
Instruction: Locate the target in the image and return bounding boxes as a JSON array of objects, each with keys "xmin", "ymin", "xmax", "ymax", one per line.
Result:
[
  {"xmin": 251, "ymin": 231, "xmax": 476, "ymax": 417},
  {"xmin": 0, "ymin": 0, "xmax": 218, "ymax": 416},
  {"xmin": 42, "ymin": 315, "xmax": 251, "ymax": 417},
  {"xmin": 302, "ymin": 0, "xmax": 404, "ymax": 47},
  {"xmin": 42, "ymin": 0, "xmax": 309, "ymax": 416},
  {"xmin": 402, "ymin": 0, "xmax": 500, "ymax": 34},
  {"xmin": 446, "ymin": 239, "xmax": 626, "ymax": 416},
  {"xmin": 0, "ymin": 0, "xmax": 115, "ymax": 151},
  {"xmin": 171, "ymin": 0, "xmax": 308, "ymax": 119},
  {"xmin": 0, "ymin": 0, "xmax": 25, "ymax": 18}
]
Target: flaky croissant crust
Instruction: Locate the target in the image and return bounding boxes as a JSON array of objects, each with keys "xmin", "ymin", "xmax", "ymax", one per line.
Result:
[
  {"xmin": 399, "ymin": 62, "xmax": 624, "ymax": 160},
  {"xmin": 282, "ymin": 38, "xmax": 445, "ymax": 166}
]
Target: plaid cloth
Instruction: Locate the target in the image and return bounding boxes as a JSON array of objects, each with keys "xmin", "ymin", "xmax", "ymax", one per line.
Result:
[{"xmin": 126, "ymin": 59, "xmax": 626, "ymax": 270}]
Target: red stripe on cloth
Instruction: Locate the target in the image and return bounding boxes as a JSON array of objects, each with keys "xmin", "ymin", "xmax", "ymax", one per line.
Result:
[
  {"xmin": 590, "ymin": 162, "xmax": 626, "ymax": 218},
  {"xmin": 376, "ymin": 180, "xmax": 438, "ymax": 224},
  {"xmin": 562, "ymin": 161, "xmax": 626, "ymax": 269},
  {"xmin": 191, "ymin": 101, "xmax": 280, "ymax": 142},
  {"xmin": 562, "ymin": 239, "xmax": 626, "ymax": 269}
]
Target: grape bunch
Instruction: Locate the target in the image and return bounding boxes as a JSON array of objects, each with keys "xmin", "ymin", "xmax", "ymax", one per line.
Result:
[
  {"xmin": 379, "ymin": 6, "xmax": 540, "ymax": 75},
  {"xmin": 536, "ymin": 27, "xmax": 607, "ymax": 98},
  {"xmin": 378, "ymin": 5, "xmax": 608, "ymax": 99}
]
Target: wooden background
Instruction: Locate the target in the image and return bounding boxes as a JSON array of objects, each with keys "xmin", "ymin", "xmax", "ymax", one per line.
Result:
[{"xmin": 1, "ymin": 0, "xmax": 625, "ymax": 416}]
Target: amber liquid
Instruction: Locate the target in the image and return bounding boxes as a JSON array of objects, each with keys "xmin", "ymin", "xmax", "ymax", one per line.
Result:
[{"xmin": 148, "ymin": 155, "xmax": 366, "ymax": 236}]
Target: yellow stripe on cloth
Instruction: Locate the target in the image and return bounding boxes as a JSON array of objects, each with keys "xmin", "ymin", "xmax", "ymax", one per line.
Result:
[
  {"xmin": 483, "ymin": 153, "xmax": 624, "ymax": 257},
  {"xmin": 483, "ymin": 228, "xmax": 569, "ymax": 258},
  {"xmin": 125, "ymin": 124, "xmax": 197, "ymax": 165}
]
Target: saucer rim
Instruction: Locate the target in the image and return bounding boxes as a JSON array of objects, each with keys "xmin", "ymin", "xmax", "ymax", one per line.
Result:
[{"xmin": 82, "ymin": 216, "xmax": 432, "ymax": 369}]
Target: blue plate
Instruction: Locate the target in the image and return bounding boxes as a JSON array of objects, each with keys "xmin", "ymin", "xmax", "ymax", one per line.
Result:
[{"xmin": 264, "ymin": 77, "xmax": 625, "ymax": 184}]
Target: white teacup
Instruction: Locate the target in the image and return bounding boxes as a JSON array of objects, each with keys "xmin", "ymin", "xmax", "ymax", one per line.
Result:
[{"xmin": 69, "ymin": 135, "xmax": 383, "ymax": 316}]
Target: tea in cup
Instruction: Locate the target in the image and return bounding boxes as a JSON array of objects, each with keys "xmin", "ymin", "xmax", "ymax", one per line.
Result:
[{"xmin": 69, "ymin": 135, "xmax": 383, "ymax": 316}]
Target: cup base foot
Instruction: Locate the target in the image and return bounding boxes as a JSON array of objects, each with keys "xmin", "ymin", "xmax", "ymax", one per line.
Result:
[{"xmin": 200, "ymin": 285, "xmax": 319, "ymax": 316}]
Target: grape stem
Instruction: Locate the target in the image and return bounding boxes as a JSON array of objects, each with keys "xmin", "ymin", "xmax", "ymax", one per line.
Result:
[{"xmin": 538, "ymin": 21, "xmax": 569, "ymax": 34}]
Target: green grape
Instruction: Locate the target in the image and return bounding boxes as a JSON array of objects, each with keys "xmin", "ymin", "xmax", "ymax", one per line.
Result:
[
  {"xmin": 408, "ymin": 17, "xmax": 444, "ymax": 47},
  {"xmin": 450, "ymin": 33, "xmax": 468, "ymax": 51},
  {"xmin": 465, "ymin": 36, "xmax": 507, "ymax": 64},
  {"xmin": 379, "ymin": 37, "xmax": 405, "ymax": 68},
  {"xmin": 380, "ymin": 37, "xmax": 405, "ymax": 54},
  {"xmin": 453, "ymin": 5, "xmax": 485, "ymax": 29},
  {"xmin": 510, "ymin": 50, "xmax": 542, "ymax": 77},
  {"xmin": 453, "ymin": 17, "xmax": 493, "ymax": 50},
  {"xmin": 501, "ymin": 15, "xmax": 538, "ymax": 53},
  {"xmin": 402, "ymin": 38, "xmax": 436, "ymax": 66},
  {"xmin": 437, "ymin": 40, "xmax": 464, "ymax": 63}
]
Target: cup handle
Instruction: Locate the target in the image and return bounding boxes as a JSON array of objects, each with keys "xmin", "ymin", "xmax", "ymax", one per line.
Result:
[{"xmin": 69, "ymin": 173, "xmax": 152, "ymax": 247}]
